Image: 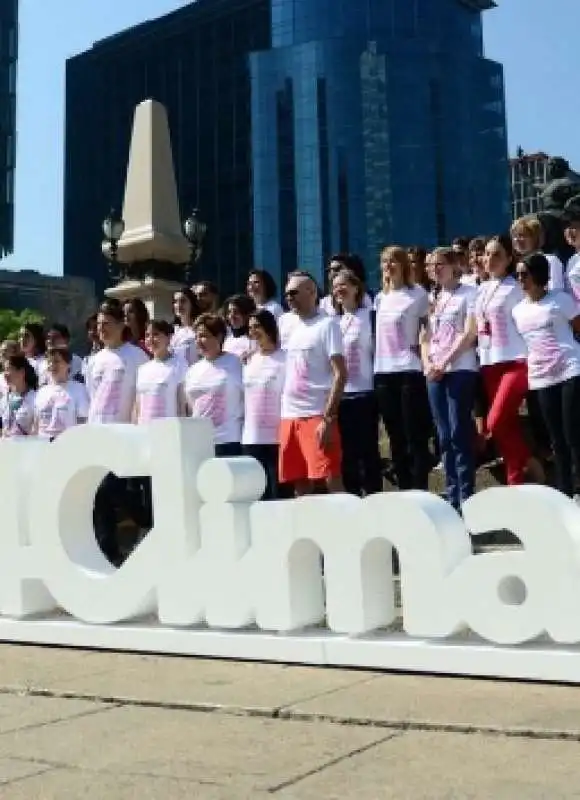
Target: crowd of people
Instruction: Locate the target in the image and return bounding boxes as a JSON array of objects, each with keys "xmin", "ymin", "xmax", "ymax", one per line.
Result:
[{"xmin": 2, "ymin": 204, "xmax": 580, "ymax": 563}]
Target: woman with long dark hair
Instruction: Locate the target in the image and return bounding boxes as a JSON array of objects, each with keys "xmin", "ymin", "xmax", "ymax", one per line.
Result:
[
  {"xmin": 0, "ymin": 354, "xmax": 38, "ymax": 437},
  {"xmin": 242, "ymin": 309, "xmax": 286, "ymax": 499},
  {"xmin": 172, "ymin": 287, "xmax": 200, "ymax": 367},
  {"xmin": 123, "ymin": 299, "xmax": 150, "ymax": 354},
  {"xmin": 246, "ymin": 270, "xmax": 283, "ymax": 319},
  {"xmin": 513, "ymin": 252, "xmax": 580, "ymax": 497},
  {"xmin": 332, "ymin": 268, "xmax": 383, "ymax": 495},
  {"xmin": 475, "ymin": 234, "xmax": 544, "ymax": 485}
]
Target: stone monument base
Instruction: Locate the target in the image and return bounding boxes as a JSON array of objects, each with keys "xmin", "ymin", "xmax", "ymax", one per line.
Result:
[{"xmin": 105, "ymin": 277, "xmax": 182, "ymax": 322}]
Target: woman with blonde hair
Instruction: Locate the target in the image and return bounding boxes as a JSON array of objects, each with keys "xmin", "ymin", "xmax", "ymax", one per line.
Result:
[
  {"xmin": 511, "ymin": 215, "xmax": 564, "ymax": 291},
  {"xmin": 373, "ymin": 245, "xmax": 431, "ymax": 490}
]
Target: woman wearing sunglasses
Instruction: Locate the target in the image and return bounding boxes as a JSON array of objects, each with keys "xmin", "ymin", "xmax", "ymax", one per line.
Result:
[{"xmin": 512, "ymin": 252, "xmax": 580, "ymax": 497}]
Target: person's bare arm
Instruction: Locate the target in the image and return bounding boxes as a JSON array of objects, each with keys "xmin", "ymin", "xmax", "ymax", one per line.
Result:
[{"xmin": 317, "ymin": 354, "xmax": 347, "ymax": 449}]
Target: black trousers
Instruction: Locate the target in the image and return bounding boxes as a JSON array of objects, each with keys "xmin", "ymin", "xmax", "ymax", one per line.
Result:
[
  {"xmin": 242, "ymin": 443, "xmax": 279, "ymax": 499},
  {"xmin": 337, "ymin": 392, "xmax": 383, "ymax": 496},
  {"xmin": 93, "ymin": 474, "xmax": 147, "ymax": 566},
  {"xmin": 536, "ymin": 376, "xmax": 580, "ymax": 497},
  {"xmin": 215, "ymin": 442, "xmax": 243, "ymax": 457},
  {"xmin": 375, "ymin": 372, "xmax": 432, "ymax": 491}
]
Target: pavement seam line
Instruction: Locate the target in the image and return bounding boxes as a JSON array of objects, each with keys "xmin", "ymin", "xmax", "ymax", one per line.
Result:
[
  {"xmin": 1, "ymin": 685, "xmax": 580, "ymax": 743},
  {"xmin": 0, "ymin": 700, "xmax": 121, "ymax": 739},
  {"xmin": 266, "ymin": 732, "xmax": 399, "ymax": 794},
  {"xmin": 272, "ymin": 674, "xmax": 385, "ymax": 709},
  {"xmin": 0, "ymin": 765, "xmax": 57, "ymax": 789}
]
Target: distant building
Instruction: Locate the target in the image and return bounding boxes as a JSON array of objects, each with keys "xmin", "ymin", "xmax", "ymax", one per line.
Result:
[
  {"xmin": 509, "ymin": 149, "xmax": 551, "ymax": 220},
  {"xmin": 64, "ymin": 0, "xmax": 510, "ymax": 295},
  {"xmin": 0, "ymin": 270, "xmax": 96, "ymax": 351},
  {"xmin": 0, "ymin": 0, "xmax": 18, "ymax": 258}
]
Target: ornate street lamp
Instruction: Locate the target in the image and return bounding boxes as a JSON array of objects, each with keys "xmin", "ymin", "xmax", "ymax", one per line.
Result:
[
  {"xmin": 102, "ymin": 208, "xmax": 125, "ymax": 282},
  {"xmin": 183, "ymin": 208, "xmax": 207, "ymax": 284}
]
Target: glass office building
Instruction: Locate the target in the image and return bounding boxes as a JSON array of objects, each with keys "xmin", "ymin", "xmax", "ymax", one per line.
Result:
[
  {"xmin": 65, "ymin": 0, "xmax": 509, "ymax": 295},
  {"xmin": 0, "ymin": 0, "xmax": 17, "ymax": 259}
]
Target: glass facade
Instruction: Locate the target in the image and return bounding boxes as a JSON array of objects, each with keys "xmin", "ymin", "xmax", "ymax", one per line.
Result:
[
  {"xmin": 252, "ymin": 0, "xmax": 509, "ymax": 288},
  {"xmin": 64, "ymin": 0, "xmax": 509, "ymax": 296},
  {"xmin": 0, "ymin": 0, "xmax": 17, "ymax": 259}
]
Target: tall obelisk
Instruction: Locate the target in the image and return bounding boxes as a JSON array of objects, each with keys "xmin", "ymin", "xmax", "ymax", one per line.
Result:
[{"xmin": 105, "ymin": 99, "xmax": 191, "ymax": 320}]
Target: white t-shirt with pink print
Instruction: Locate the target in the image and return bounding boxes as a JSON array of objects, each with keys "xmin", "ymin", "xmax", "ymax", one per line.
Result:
[
  {"xmin": 373, "ymin": 286, "xmax": 429, "ymax": 374},
  {"xmin": 223, "ymin": 333, "xmax": 256, "ymax": 361},
  {"xmin": 281, "ymin": 312, "xmax": 343, "ymax": 419},
  {"xmin": 0, "ymin": 390, "xmax": 36, "ymax": 437},
  {"xmin": 184, "ymin": 352, "xmax": 243, "ymax": 445},
  {"xmin": 512, "ymin": 291, "xmax": 580, "ymax": 390},
  {"xmin": 566, "ymin": 253, "xmax": 580, "ymax": 302},
  {"xmin": 428, "ymin": 284, "xmax": 478, "ymax": 373},
  {"xmin": 171, "ymin": 326, "xmax": 198, "ymax": 367},
  {"xmin": 136, "ymin": 355, "xmax": 187, "ymax": 422},
  {"xmin": 86, "ymin": 343, "xmax": 149, "ymax": 424},
  {"xmin": 475, "ymin": 276, "xmax": 527, "ymax": 366},
  {"xmin": 242, "ymin": 350, "xmax": 286, "ymax": 445},
  {"xmin": 35, "ymin": 380, "xmax": 89, "ymax": 439},
  {"xmin": 339, "ymin": 308, "xmax": 374, "ymax": 394}
]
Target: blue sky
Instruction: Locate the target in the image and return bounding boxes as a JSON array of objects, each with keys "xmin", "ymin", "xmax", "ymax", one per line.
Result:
[{"xmin": 3, "ymin": 0, "xmax": 579, "ymax": 276}]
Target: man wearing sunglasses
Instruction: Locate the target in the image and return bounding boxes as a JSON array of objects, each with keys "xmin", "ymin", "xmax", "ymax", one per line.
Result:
[{"xmin": 278, "ymin": 271, "xmax": 346, "ymax": 497}]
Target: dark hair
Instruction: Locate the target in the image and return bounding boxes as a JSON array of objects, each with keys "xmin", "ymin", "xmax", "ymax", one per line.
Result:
[
  {"xmin": 195, "ymin": 280, "xmax": 219, "ymax": 299},
  {"xmin": 328, "ymin": 253, "xmax": 367, "ymax": 284},
  {"xmin": 124, "ymin": 298, "xmax": 150, "ymax": 340},
  {"xmin": 85, "ymin": 313, "xmax": 97, "ymax": 330},
  {"xmin": 21, "ymin": 323, "xmax": 45, "ymax": 356},
  {"xmin": 223, "ymin": 293, "xmax": 256, "ymax": 321},
  {"xmin": 7, "ymin": 354, "xmax": 38, "ymax": 392},
  {"xmin": 521, "ymin": 251, "xmax": 550, "ymax": 288},
  {"xmin": 47, "ymin": 323, "xmax": 71, "ymax": 341},
  {"xmin": 46, "ymin": 345, "xmax": 72, "ymax": 365},
  {"xmin": 193, "ymin": 312, "xmax": 227, "ymax": 346},
  {"xmin": 452, "ymin": 237, "xmax": 470, "ymax": 251},
  {"xmin": 487, "ymin": 233, "xmax": 516, "ymax": 275},
  {"xmin": 408, "ymin": 246, "xmax": 427, "ymax": 261},
  {"xmin": 468, "ymin": 236, "xmax": 487, "ymax": 254},
  {"xmin": 98, "ymin": 299, "xmax": 125, "ymax": 323},
  {"xmin": 174, "ymin": 287, "xmax": 200, "ymax": 324},
  {"xmin": 249, "ymin": 309, "xmax": 279, "ymax": 347},
  {"xmin": 148, "ymin": 319, "xmax": 173, "ymax": 338},
  {"xmin": 248, "ymin": 269, "xmax": 277, "ymax": 301}
]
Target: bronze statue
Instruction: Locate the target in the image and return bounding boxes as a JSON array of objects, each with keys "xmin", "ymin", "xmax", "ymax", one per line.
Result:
[
  {"xmin": 535, "ymin": 158, "xmax": 580, "ymax": 263},
  {"xmin": 538, "ymin": 157, "xmax": 580, "ymax": 216}
]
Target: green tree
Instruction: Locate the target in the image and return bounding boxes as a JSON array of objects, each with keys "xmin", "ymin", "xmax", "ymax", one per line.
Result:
[{"xmin": 0, "ymin": 309, "xmax": 45, "ymax": 343}]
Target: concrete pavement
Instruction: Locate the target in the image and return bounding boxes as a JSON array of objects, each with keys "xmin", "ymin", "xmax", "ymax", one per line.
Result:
[{"xmin": 0, "ymin": 645, "xmax": 579, "ymax": 797}]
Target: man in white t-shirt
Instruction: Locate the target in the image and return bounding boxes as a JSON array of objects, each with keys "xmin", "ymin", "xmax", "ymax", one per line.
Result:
[{"xmin": 280, "ymin": 271, "xmax": 347, "ymax": 496}]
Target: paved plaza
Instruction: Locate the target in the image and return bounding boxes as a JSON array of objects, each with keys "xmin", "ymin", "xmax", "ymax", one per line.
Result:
[{"xmin": 0, "ymin": 645, "xmax": 577, "ymax": 797}]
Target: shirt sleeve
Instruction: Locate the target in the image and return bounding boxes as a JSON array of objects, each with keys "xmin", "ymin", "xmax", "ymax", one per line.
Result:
[
  {"xmin": 557, "ymin": 291, "xmax": 580, "ymax": 321},
  {"xmin": 567, "ymin": 263, "xmax": 580, "ymax": 303},
  {"xmin": 74, "ymin": 384, "xmax": 90, "ymax": 419},
  {"xmin": 547, "ymin": 254, "xmax": 565, "ymax": 291},
  {"xmin": 323, "ymin": 318, "xmax": 343, "ymax": 358},
  {"xmin": 416, "ymin": 288, "xmax": 429, "ymax": 318}
]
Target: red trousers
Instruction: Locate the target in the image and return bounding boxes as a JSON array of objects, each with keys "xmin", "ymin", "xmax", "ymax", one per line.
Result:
[{"xmin": 481, "ymin": 360, "xmax": 530, "ymax": 485}]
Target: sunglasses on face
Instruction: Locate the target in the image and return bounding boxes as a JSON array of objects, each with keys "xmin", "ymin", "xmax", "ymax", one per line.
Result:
[{"xmin": 285, "ymin": 289, "xmax": 299, "ymax": 298}]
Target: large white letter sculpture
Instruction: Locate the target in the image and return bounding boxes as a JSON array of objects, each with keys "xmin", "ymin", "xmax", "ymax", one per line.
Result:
[{"xmin": 0, "ymin": 418, "xmax": 580, "ymax": 683}]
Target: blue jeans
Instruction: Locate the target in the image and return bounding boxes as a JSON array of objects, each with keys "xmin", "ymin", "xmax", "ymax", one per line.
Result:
[{"xmin": 427, "ymin": 371, "xmax": 476, "ymax": 511}]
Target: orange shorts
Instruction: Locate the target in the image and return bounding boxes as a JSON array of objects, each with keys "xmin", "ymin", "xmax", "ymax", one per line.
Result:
[{"xmin": 278, "ymin": 416, "xmax": 342, "ymax": 483}]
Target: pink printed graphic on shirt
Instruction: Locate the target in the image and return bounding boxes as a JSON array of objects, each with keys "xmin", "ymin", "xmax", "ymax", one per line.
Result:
[
  {"xmin": 286, "ymin": 352, "xmax": 309, "ymax": 401},
  {"xmin": 90, "ymin": 367, "xmax": 124, "ymax": 422},
  {"xmin": 485, "ymin": 289, "xmax": 512, "ymax": 348},
  {"xmin": 139, "ymin": 384, "xmax": 168, "ymax": 421},
  {"xmin": 192, "ymin": 386, "xmax": 226, "ymax": 428},
  {"xmin": 517, "ymin": 313, "xmax": 566, "ymax": 381},
  {"xmin": 430, "ymin": 303, "xmax": 460, "ymax": 365},
  {"xmin": 377, "ymin": 313, "xmax": 405, "ymax": 358},
  {"xmin": 342, "ymin": 320, "xmax": 362, "ymax": 381},
  {"xmin": 44, "ymin": 391, "xmax": 72, "ymax": 436},
  {"xmin": 246, "ymin": 381, "xmax": 279, "ymax": 439}
]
